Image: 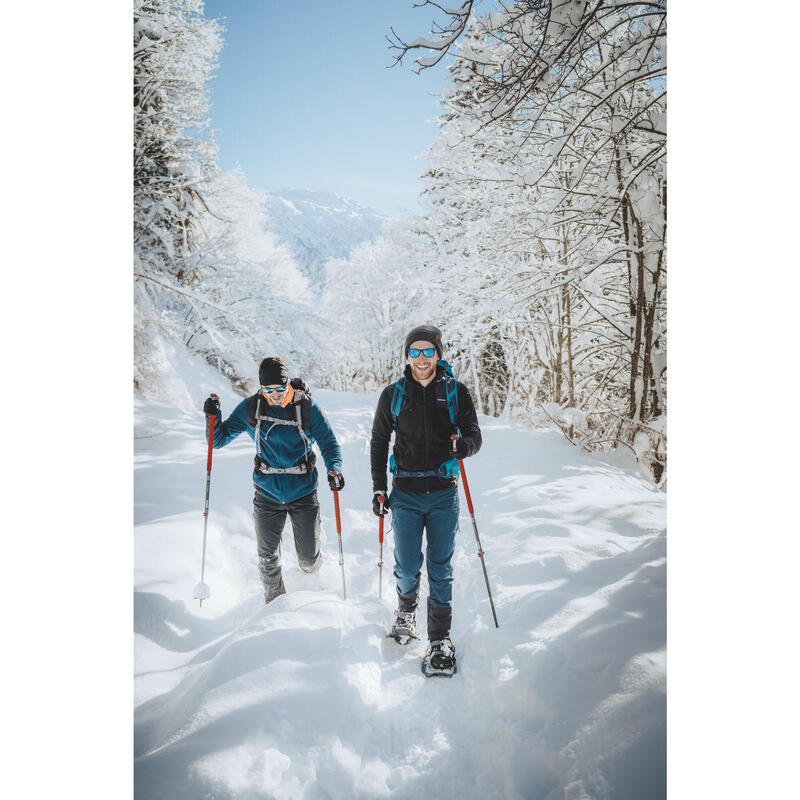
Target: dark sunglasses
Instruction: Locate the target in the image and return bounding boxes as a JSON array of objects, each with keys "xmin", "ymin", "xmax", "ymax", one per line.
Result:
[
  {"xmin": 408, "ymin": 348, "xmax": 436, "ymax": 359},
  {"xmin": 261, "ymin": 385, "xmax": 287, "ymax": 394}
]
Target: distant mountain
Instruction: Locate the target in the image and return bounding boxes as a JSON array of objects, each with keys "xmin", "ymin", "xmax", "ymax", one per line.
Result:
[{"xmin": 263, "ymin": 189, "xmax": 389, "ymax": 290}]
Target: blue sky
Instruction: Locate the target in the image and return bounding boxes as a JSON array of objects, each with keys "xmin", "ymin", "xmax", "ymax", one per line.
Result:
[{"xmin": 202, "ymin": 0, "xmax": 452, "ymax": 216}]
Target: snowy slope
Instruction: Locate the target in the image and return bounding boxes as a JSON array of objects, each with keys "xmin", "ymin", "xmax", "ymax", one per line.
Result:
[
  {"xmin": 263, "ymin": 189, "xmax": 388, "ymax": 290},
  {"xmin": 134, "ymin": 370, "xmax": 666, "ymax": 799}
]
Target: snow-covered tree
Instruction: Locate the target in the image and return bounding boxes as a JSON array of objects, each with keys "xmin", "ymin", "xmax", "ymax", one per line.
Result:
[
  {"xmin": 321, "ymin": 217, "xmax": 438, "ymax": 390},
  {"xmin": 133, "ymin": 2, "xmax": 316, "ymax": 397},
  {"xmin": 133, "ymin": 0, "xmax": 221, "ymax": 283},
  {"xmin": 175, "ymin": 168, "xmax": 315, "ymax": 392},
  {"xmin": 134, "ymin": 0, "xmax": 223, "ymax": 392},
  {"xmin": 388, "ymin": 0, "xmax": 667, "ymax": 480}
]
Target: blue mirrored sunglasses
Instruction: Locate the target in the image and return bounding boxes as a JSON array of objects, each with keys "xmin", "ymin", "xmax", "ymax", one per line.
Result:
[
  {"xmin": 261, "ymin": 385, "xmax": 287, "ymax": 394},
  {"xmin": 408, "ymin": 348, "xmax": 436, "ymax": 359}
]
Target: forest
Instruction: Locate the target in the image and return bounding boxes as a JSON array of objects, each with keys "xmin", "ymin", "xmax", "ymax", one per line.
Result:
[{"xmin": 134, "ymin": 0, "xmax": 666, "ymax": 483}]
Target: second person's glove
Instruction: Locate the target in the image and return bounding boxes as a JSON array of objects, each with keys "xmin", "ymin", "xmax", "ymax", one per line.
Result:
[
  {"xmin": 372, "ymin": 491, "xmax": 389, "ymax": 517},
  {"xmin": 453, "ymin": 437, "xmax": 470, "ymax": 459}
]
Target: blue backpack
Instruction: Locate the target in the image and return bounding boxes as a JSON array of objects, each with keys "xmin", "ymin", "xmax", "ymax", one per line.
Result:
[{"xmin": 388, "ymin": 360, "xmax": 461, "ymax": 479}]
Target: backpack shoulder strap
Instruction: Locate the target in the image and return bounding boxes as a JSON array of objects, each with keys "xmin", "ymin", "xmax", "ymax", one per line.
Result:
[
  {"xmin": 438, "ymin": 360, "xmax": 459, "ymax": 430},
  {"xmin": 390, "ymin": 377, "xmax": 407, "ymax": 430},
  {"xmin": 295, "ymin": 392, "xmax": 312, "ymax": 436},
  {"xmin": 245, "ymin": 393, "xmax": 260, "ymax": 429},
  {"xmin": 292, "ymin": 393, "xmax": 313, "ymax": 459},
  {"xmin": 445, "ymin": 375, "xmax": 458, "ymax": 428},
  {"xmin": 254, "ymin": 395, "xmax": 263, "ymax": 457}
]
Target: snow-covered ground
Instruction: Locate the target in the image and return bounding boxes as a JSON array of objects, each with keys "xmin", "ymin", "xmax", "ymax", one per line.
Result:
[{"xmin": 134, "ymin": 362, "xmax": 666, "ymax": 799}]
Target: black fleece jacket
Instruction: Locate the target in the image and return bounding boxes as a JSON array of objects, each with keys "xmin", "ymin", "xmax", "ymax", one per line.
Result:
[{"xmin": 370, "ymin": 364, "xmax": 482, "ymax": 494}]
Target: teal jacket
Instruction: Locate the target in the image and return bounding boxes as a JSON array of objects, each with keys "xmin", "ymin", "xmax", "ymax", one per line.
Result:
[{"xmin": 206, "ymin": 392, "xmax": 343, "ymax": 504}]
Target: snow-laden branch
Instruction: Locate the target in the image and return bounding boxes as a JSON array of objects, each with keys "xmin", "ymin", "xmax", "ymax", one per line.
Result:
[
  {"xmin": 387, "ymin": 0, "xmax": 474, "ymax": 71},
  {"xmin": 135, "ymin": 271, "xmax": 238, "ymax": 318}
]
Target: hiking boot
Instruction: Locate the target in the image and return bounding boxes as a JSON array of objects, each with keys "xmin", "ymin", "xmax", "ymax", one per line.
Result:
[
  {"xmin": 388, "ymin": 609, "xmax": 418, "ymax": 644},
  {"xmin": 421, "ymin": 637, "xmax": 457, "ymax": 677}
]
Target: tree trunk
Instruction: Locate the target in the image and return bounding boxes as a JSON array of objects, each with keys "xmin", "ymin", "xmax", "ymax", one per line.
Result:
[{"xmin": 627, "ymin": 197, "xmax": 646, "ymax": 421}]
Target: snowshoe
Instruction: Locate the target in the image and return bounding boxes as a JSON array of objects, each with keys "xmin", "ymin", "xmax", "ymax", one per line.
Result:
[
  {"xmin": 387, "ymin": 609, "xmax": 418, "ymax": 645},
  {"xmin": 421, "ymin": 638, "xmax": 457, "ymax": 677}
]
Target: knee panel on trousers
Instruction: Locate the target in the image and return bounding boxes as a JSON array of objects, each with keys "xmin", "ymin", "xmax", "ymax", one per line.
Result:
[{"xmin": 297, "ymin": 552, "xmax": 322, "ymax": 574}]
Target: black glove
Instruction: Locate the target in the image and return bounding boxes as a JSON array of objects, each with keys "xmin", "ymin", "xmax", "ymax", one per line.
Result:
[
  {"xmin": 203, "ymin": 395, "xmax": 220, "ymax": 416},
  {"xmin": 453, "ymin": 436, "xmax": 469, "ymax": 459},
  {"xmin": 372, "ymin": 491, "xmax": 389, "ymax": 517},
  {"xmin": 328, "ymin": 471, "xmax": 345, "ymax": 491}
]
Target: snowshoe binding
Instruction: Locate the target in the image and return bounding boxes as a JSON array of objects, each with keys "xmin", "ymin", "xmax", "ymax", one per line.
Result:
[
  {"xmin": 421, "ymin": 637, "xmax": 457, "ymax": 677},
  {"xmin": 387, "ymin": 609, "xmax": 418, "ymax": 645}
]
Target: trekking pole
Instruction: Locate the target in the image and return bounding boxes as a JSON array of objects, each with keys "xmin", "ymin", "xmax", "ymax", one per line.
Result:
[
  {"xmin": 331, "ymin": 472, "xmax": 347, "ymax": 600},
  {"xmin": 378, "ymin": 495, "xmax": 385, "ymax": 599},
  {"xmin": 193, "ymin": 395, "xmax": 218, "ymax": 607},
  {"xmin": 453, "ymin": 435, "xmax": 499, "ymax": 628}
]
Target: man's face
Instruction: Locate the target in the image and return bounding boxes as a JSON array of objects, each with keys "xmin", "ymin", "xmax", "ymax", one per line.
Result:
[
  {"xmin": 262, "ymin": 383, "xmax": 288, "ymax": 405},
  {"xmin": 407, "ymin": 339, "xmax": 437, "ymax": 382}
]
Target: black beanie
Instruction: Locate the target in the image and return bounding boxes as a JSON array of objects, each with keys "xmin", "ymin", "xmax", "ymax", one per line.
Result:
[
  {"xmin": 404, "ymin": 325, "xmax": 443, "ymax": 358},
  {"xmin": 259, "ymin": 356, "xmax": 290, "ymax": 386}
]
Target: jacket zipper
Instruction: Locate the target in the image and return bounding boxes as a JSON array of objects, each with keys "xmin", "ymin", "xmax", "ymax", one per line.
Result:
[
  {"xmin": 422, "ymin": 384, "xmax": 430, "ymax": 494},
  {"xmin": 277, "ymin": 413, "xmax": 286, "ymax": 503}
]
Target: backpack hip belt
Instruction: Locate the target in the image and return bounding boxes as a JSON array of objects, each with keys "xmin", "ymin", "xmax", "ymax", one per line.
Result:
[
  {"xmin": 389, "ymin": 454, "xmax": 460, "ymax": 479},
  {"xmin": 254, "ymin": 451, "xmax": 316, "ymax": 476}
]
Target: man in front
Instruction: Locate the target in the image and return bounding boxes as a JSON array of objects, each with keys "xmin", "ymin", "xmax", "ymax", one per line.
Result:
[
  {"xmin": 203, "ymin": 357, "xmax": 344, "ymax": 604},
  {"xmin": 370, "ymin": 325, "xmax": 482, "ymax": 676}
]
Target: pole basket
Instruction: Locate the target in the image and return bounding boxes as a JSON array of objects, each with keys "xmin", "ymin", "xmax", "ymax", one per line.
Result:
[{"xmin": 193, "ymin": 581, "xmax": 210, "ymax": 601}]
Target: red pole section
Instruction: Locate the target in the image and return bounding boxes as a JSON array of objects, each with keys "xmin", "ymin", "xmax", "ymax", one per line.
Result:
[
  {"xmin": 206, "ymin": 412, "xmax": 216, "ymax": 478},
  {"xmin": 203, "ymin": 404, "xmax": 216, "ymax": 525},
  {"xmin": 458, "ymin": 458, "xmax": 475, "ymax": 515},
  {"xmin": 333, "ymin": 489, "xmax": 342, "ymax": 533},
  {"xmin": 331, "ymin": 477, "xmax": 347, "ymax": 600},
  {"xmin": 378, "ymin": 495, "xmax": 385, "ymax": 599},
  {"xmin": 196, "ymin": 394, "xmax": 218, "ymax": 607}
]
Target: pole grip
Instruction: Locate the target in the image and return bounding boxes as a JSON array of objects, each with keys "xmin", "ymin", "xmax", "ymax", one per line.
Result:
[{"xmin": 378, "ymin": 496, "xmax": 385, "ymax": 543}]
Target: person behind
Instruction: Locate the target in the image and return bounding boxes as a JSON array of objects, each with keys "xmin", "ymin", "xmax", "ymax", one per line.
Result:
[
  {"xmin": 203, "ymin": 357, "xmax": 344, "ymax": 603},
  {"xmin": 369, "ymin": 325, "xmax": 482, "ymax": 675}
]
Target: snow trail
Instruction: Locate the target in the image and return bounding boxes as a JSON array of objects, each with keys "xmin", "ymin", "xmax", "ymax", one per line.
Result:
[{"xmin": 135, "ymin": 384, "xmax": 665, "ymax": 800}]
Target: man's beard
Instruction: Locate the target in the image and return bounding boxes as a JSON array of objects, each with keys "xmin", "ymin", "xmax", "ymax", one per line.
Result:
[{"xmin": 411, "ymin": 362, "xmax": 434, "ymax": 380}]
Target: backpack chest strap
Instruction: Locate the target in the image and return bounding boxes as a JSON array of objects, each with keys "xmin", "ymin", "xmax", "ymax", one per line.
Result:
[
  {"xmin": 254, "ymin": 398, "xmax": 312, "ymax": 460},
  {"xmin": 256, "ymin": 414, "xmax": 300, "ymax": 425}
]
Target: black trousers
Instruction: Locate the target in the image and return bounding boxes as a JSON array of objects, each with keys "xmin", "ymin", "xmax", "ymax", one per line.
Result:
[{"xmin": 253, "ymin": 489, "xmax": 321, "ymax": 602}]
